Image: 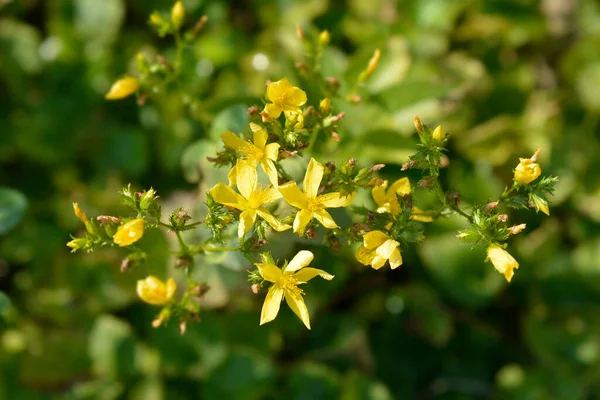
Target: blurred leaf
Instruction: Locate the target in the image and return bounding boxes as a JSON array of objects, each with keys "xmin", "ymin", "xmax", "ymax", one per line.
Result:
[
  {"xmin": 75, "ymin": 0, "xmax": 124, "ymax": 43},
  {"xmin": 0, "ymin": 291, "xmax": 10, "ymax": 316},
  {"xmin": 89, "ymin": 315, "xmax": 137, "ymax": 378},
  {"xmin": 0, "ymin": 187, "xmax": 27, "ymax": 235},
  {"xmin": 209, "ymin": 104, "xmax": 249, "ymax": 141}
]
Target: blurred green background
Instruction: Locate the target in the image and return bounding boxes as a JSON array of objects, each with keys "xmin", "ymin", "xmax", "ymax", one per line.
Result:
[{"xmin": 2, "ymin": 0, "xmax": 600, "ymax": 398}]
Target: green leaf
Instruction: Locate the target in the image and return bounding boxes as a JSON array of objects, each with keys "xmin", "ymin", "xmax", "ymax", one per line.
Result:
[
  {"xmin": 209, "ymin": 104, "xmax": 249, "ymax": 141},
  {"xmin": 88, "ymin": 315, "xmax": 137, "ymax": 378},
  {"xmin": 0, "ymin": 187, "xmax": 27, "ymax": 235},
  {"xmin": 0, "ymin": 291, "xmax": 11, "ymax": 316}
]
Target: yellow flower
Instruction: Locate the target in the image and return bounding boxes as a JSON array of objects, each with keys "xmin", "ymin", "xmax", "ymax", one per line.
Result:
[
  {"xmin": 531, "ymin": 194, "xmax": 550, "ymax": 216},
  {"xmin": 371, "ymin": 178, "xmax": 432, "ymax": 222},
  {"xmin": 279, "ymin": 158, "xmax": 355, "ymax": 233},
  {"xmin": 257, "ymin": 250, "xmax": 334, "ymax": 329},
  {"xmin": 263, "ymin": 78, "xmax": 307, "ymax": 119},
  {"xmin": 514, "ymin": 150, "xmax": 542, "ymax": 185},
  {"xmin": 221, "ymin": 123, "xmax": 280, "ymax": 186},
  {"xmin": 105, "ymin": 76, "xmax": 139, "ymax": 100},
  {"xmin": 356, "ymin": 231, "xmax": 402, "ymax": 270},
  {"xmin": 137, "ymin": 276, "xmax": 177, "ymax": 305},
  {"xmin": 432, "ymin": 125, "xmax": 445, "ymax": 143},
  {"xmin": 209, "ymin": 162, "xmax": 290, "ymax": 237},
  {"xmin": 72, "ymin": 202, "xmax": 88, "ymax": 223},
  {"xmin": 486, "ymin": 244, "xmax": 519, "ymax": 283},
  {"xmin": 113, "ymin": 218, "xmax": 145, "ymax": 247}
]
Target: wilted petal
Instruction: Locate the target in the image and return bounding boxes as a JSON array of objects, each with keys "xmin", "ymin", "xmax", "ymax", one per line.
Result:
[
  {"xmin": 249, "ymin": 122, "xmax": 268, "ymax": 150},
  {"xmin": 293, "ymin": 209, "xmax": 313, "ymax": 233},
  {"xmin": 303, "ymin": 158, "xmax": 324, "ymax": 199},
  {"xmin": 260, "ymin": 286, "xmax": 284, "ymax": 325},
  {"xmin": 294, "ymin": 267, "xmax": 334, "ymax": 283},
  {"xmin": 286, "ymin": 250, "xmax": 314, "ymax": 272},
  {"xmin": 209, "ymin": 183, "xmax": 247, "ymax": 210},
  {"xmin": 236, "ymin": 162, "xmax": 258, "ymax": 199},
  {"xmin": 256, "ymin": 263, "xmax": 283, "ymax": 283},
  {"xmin": 284, "ymin": 289, "xmax": 311, "ymax": 329},
  {"xmin": 256, "ymin": 208, "xmax": 291, "ymax": 232},
  {"xmin": 362, "ymin": 231, "xmax": 388, "ymax": 249},
  {"xmin": 318, "ymin": 191, "xmax": 355, "ymax": 208},
  {"xmin": 238, "ymin": 209, "xmax": 257, "ymax": 237},
  {"xmin": 313, "ymin": 209, "xmax": 339, "ymax": 229},
  {"xmin": 279, "ymin": 182, "xmax": 309, "ymax": 209}
]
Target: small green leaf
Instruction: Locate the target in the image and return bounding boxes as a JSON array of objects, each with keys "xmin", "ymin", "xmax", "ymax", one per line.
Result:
[
  {"xmin": 0, "ymin": 291, "xmax": 11, "ymax": 316},
  {"xmin": 0, "ymin": 187, "xmax": 28, "ymax": 235}
]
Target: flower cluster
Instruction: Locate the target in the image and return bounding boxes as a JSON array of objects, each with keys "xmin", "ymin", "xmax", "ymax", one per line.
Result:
[{"xmin": 68, "ymin": 5, "xmax": 558, "ymax": 332}]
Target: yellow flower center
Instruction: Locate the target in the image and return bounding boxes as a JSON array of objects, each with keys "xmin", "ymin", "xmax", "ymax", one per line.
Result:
[
  {"xmin": 241, "ymin": 145, "xmax": 264, "ymax": 161},
  {"xmin": 307, "ymin": 199, "xmax": 323, "ymax": 212},
  {"xmin": 278, "ymin": 274, "xmax": 304, "ymax": 296}
]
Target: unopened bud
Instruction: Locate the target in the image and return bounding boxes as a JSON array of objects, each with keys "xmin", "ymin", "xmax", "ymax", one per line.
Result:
[
  {"xmin": 305, "ymin": 228, "xmax": 316, "ymax": 240},
  {"xmin": 296, "ymin": 24, "xmax": 304, "ymax": 40},
  {"xmin": 348, "ymin": 94, "xmax": 362, "ymax": 103},
  {"xmin": 359, "ymin": 48, "xmax": 381, "ymax": 82},
  {"xmin": 346, "ymin": 158, "xmax": 356, "ymax": 167},
  {"xmin": 175, "ymin": 255, "xmax": 194, "ymax": 269},
  {"xmin": 401, "ymin": 160, "xmax": 416, "ymax": 171},
  {"xmin": 326, "ymin": 76, "xmax": 340, "ymax": 93},
  {"xmin": 193, "ymin": 15, "xmax": 208, "ymax": 35},
  {"xmin": 508, "ymin": 224, "xmax": 526, "ymax": 235},
  {"xmin": 171, "ymin": 1, "xmax": 185, "ymax": 29},
  {"xmin": 432, "ymin": 125, "xmax": 445, "ymax": 143},
  {"xmin": 319, "ymin": 98, "xmax": 331, "ymax": 115},
  {"xmin": 440, "ymin": 155, "xmax": 450, "ymax": 169},
  {"xmin": 251, "ymin": 283, "xmax": 260, "ymax": 294},
  {"xmin": 279, "ymin": 150, "xmax": 298, "ymax": 159},
  {"xmin": 66, "ymin": 238, "xmax": 87, "ymax": 251},
  {"xmin": 72, "ymin": 203, "xmax": 89, "ymax": 223},
  {"xmin": 418, "ymin": 177, "xmax": 435, "ymax": 188},
  {"xmin": 97, "ymin": 215, "xmax": 121, "ymax": 225},
  {"xmin": 179, "ymin": 320, "xmax": 187, "ymax": 335},
  {"xmin": 497, "ymin": 214, "xmax": 509, "ymax": 222},
  {"xmin": 152, "ymin": 316, "xmax": 165, "ymax": 328},
  {"xmin": 319, "ymin": 30, "xmax": 330, "ymax": 46},
  {"xmin": 330, "ymin": 131, "xmax": 340, "ymax": 142},
  {"xmin": 247, "ymin": 105, "xmax": 260, "ymax": 116},
  {"xmin": 413, "ymin": 115, "xmax": 423, "ymax": 133},
  {"xmin": 331, "ymin": 112, "xmax": 345, "ymax": 122},
  {"xmin": 368, "ymin": 163, "xmax": 385, "ymax": 173},
  {"xmin": 368, "ymin": 178, "xmax": 385, "ymax": 187}
]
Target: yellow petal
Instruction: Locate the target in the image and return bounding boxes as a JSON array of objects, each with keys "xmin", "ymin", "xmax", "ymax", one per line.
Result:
[
  {"xmin": 264, "ymin": 103, "xmax": 283, "ymax": 119},
  {"xmin": 238, "ymin": 209, "xmax": 257, "ymax": 237},
  {"xmin": 221, "ymin": 130, "xmax": 252, "ymax": 152},
  {"xmin": 288, "ymin": 86, "xmax": 307, "ymax": 106},
  {"xmin": 260, "ymin": 160, "xmax": 279, "ymax": 188},
  {"xmin": 363, "ymin": 230, "xmax": 388, "ymax": 249},
  {"xmin": 136, "ymin": 275, "xmax": 174, "ymax": 306},
  {"xmin": 105, "ymin": 76, "xmax": 138, "ymax": 100},
  {"xmin": 209, "ymin": 183, "xmax": 247, "ymax": 210},
  {"xmin": 293, "ymin": 209, "xmax": 313, "ymax": 233},
  {"xmin": 249, "ymin": 123, "xmax": 268, "ymax": 150},
  {"xmin": 284, "ymin": 289, "xmax": 311, "ymax": 329},
  {"xmin": 227, "ymin": 163, "xmax": 238, "ymax": 186},
  {"xmin": 376, "ymin": 239, "xmax": 400, "ymax": 260},
  {"xmin": 514, "ymin": 158, "xmax": 541, "ymax": 185},
  {"xmin": 286, "ymin": 250, "xmax": 314, "ymax": 272},
  {"xmin": 411, "ymin": 207, "xmax": 433, "ymax": 222},
  {"xmin": 256, "ymin": 263, "xmax": 283, "ymax": 283},
  {"xmin": 236, "ymin": 162, "xmax": 258, "ymax": 199},
  {"xmin": 256, "ymin": 208, "xmax": 291, "ymax": 232},
  {"xmin": 371, "ymin": 181, "xmax": 388, "ymax": 207},
  {"xmin": 303, "ymin": 158, "xmax": 324, "ymax": 199},
  {"xmin": 356, "ymin": 245, "xmax": 376, "ymax": 266},
  {"xmin": 313, "ymin": 209, "xmax": 339, "ymax": 229},
  {"xmin": 164, "ymin": 278, "xmax": 177, "ymax": 302},
  {"xmin": 279, "ymin": 182, "xmax": 309, "ymax": 209},
  {"xmin": 266, "ymin": 78, "xmax": 292, "ymax": 101},
  {"xmin": 318, "ymin": 192, "xmax": 355, "ymax": 208},
  {"xmin": 389, "ymin": 248, "xmax": 403, "ymax": 269},
  {"xmin": 389, "ymin": 177, "xmax": 412, "ymax": 196},
  {"xmin": 371, "ymin": 255, "xmax": 387, "ymax": 270},
  {"xmin": 293, "ymin": 267, "xmax": 334, "ymax": 283},
  {"xmin": 260, "ymin": 285, "xmax": 284, "ymax": 325},
  {"xmin": 258, "ymin": 186, "xmax": 282, "ymax": 205},
  {"xmin": 487, "ymin": 244, "xmax": 519, "ymax": 283},
  {"xmin": 264, "ymin": 143, "xmax": 280, "ymax": 162},
  {"xmin": 113, "ymin": 218, "xmax": 145, "ymax": 247}
]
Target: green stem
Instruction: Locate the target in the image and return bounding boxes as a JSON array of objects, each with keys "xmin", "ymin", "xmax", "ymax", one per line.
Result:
[
  {"xmin": 175, "ymin": 230, "xmax": 189, "ymax": 253},
  {"xmin": 203, "ymin": 246, "xmax": 238, "ymax": 252},
  {"xmin": 308, "ymin": 127, "xmax": 319, "ymax": 152}
]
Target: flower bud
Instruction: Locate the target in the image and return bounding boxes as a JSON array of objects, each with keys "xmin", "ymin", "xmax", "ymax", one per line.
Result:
[
  {"xmin": 432, "ymin": 125, "xmax": 445, "ymax": 143},
  {"xmin": 359, "ymin": 48, "xmax": 381, "ymax": 82},
  {"xmin": 514, "ymin": 150, "xmax": 542, "ymax": 185},
  {"xmin": 72, "ymin": 203, "xmax": 88, "ymax": 223},
  {"xmin": 530, "ymin": 194, "xmax": 550, "ymax": 216},
  {"xmin": 486, "ymin": 244, "xmax": 519, "ymax": 283},
  {"xmin": 413, "ymin": 115, "xmax": 423, "ymax": 133},
  {"xmin": 171, "ymin": 1, "xmax": 185, "ymax": 29},
  {"xmin": 105, "ymin": 76, "xmax": 139, "ymax": 100},
  {"xmin": 296, "ymin": 24, "xmax": 305, "ymax": 40},
  {"xmin": 508, "ymin": 224, "xmax": 526, "ymax": 235},
  {"xmin": 318, "ymin": 30, "xmax": 330, "ymax": 46},
  {"xmin": 137, "ymin": 276, "xmax": 177, "ymax": 305},
  {"xmin": 319, "ymin": 98, "xmax": 331, "ymax": 115},
  {"xmin": 66, "ymin": 238, "xmax": 87, "ymax": 252},
  {"xmin": 113, "ymin": 218, "xmax": 145, "ymax": 247}
]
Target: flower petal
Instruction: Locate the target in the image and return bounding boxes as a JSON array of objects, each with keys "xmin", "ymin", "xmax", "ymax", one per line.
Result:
[
  {"xmin": 303, "ymin": 158, "xmax": 324, "ymax": 199},
  {"xmin": 266, "ymin": 78, "xmax": 292, "ymax": 102},
  {"xmin": 371, "ymin": 255, "xmax": 387, "ymax": 270},
  {"xmin": 209, "ymin": 183, "xmax": 247, "ymax": 210},
  {"xmin": 389, "ymin": 177, "xmax": 412, "ymax": 196},
  {"xmin": 165, "ymin": 278, "xmax": 177, "ymax": 302},
  {"xmin": 318, "ymin": 192, "xmax": 355, "ymax": 208},
  {"xmin": 221, "ymin": 130, "xmax": 252, "ymax": 152},
  {"xmin": 389, "ymin": 248, "xmax": 403, "ymax": 269},
  {"xmin": 264, "ymin": 103, "xmax": 282, "ymax": 119},
  {"xmin": 260, "ymin": 285, "xmax": 284, "ymax": 325},
  {"xmin": 238, "ymin": 209, "xmax": 257, "ymax": 237},
  {"xmin": 258, "ymin": 186, "xmax": 282, "ymax": 205},
  {"xmin": 411, "ymin": 207, "xmax": 433, "ymax": 222},
  {"xmin": 264, "ymin": 143, "xmax": 280, "ymax": 162},
  {"xmin": 293, "ymin": 267, "xmax": 334, "ymax": 283},
  {"xmin": 279, "ymin": 182, "xmax": 309, "ymax": 209},
  {"xmin": 293, "ymin": 209, "xmax": 313, "ymax": 233},
  {"xmin": 255, "ymin": 263, "xmax": 282, "ymax": 283},
  {"xmin": 356, "ymin": 245, "xmax": 376, "ymax": 266},
  {"xmin": 313, "ymin": 209, "xmax": 339, "ymax": 229},
  {"xmin": 236, "ymin": 162, "xmax": 257, "ymax": 199},
  {"xmin": 363, "ymin": 231, "xmax": 389, "ymax": 249},
  {"xmin": 376, "ymin": 239, "xmax": 400, "ymax": 259},
  {"xmin": 286, "ymin": 250, "xmax": 314, "ymax": 272},
  {"xmin": 371, "ymin": 181, "xmax": 388, "ymax": 207},
  {"xmin": 256, "ymin": 208, "xmax": 291, "ymax": 232},
  {"xmin": 284, "ymin": 289, "xmax": 311, "ymax": 329},
  {"xmin": 249, "ymin": 122, "xmax": 268, "ymax": 150},
  {"xmin": 227, "ymin": 164, "xmax": 238, "ymax": 187},
  {"xmin": 288, "ymin": 86, "xmax": 307, "ymax": 106},
  {"xmin": 260, "ymin": 160, "xmax": 279, "ymax": 188}
]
